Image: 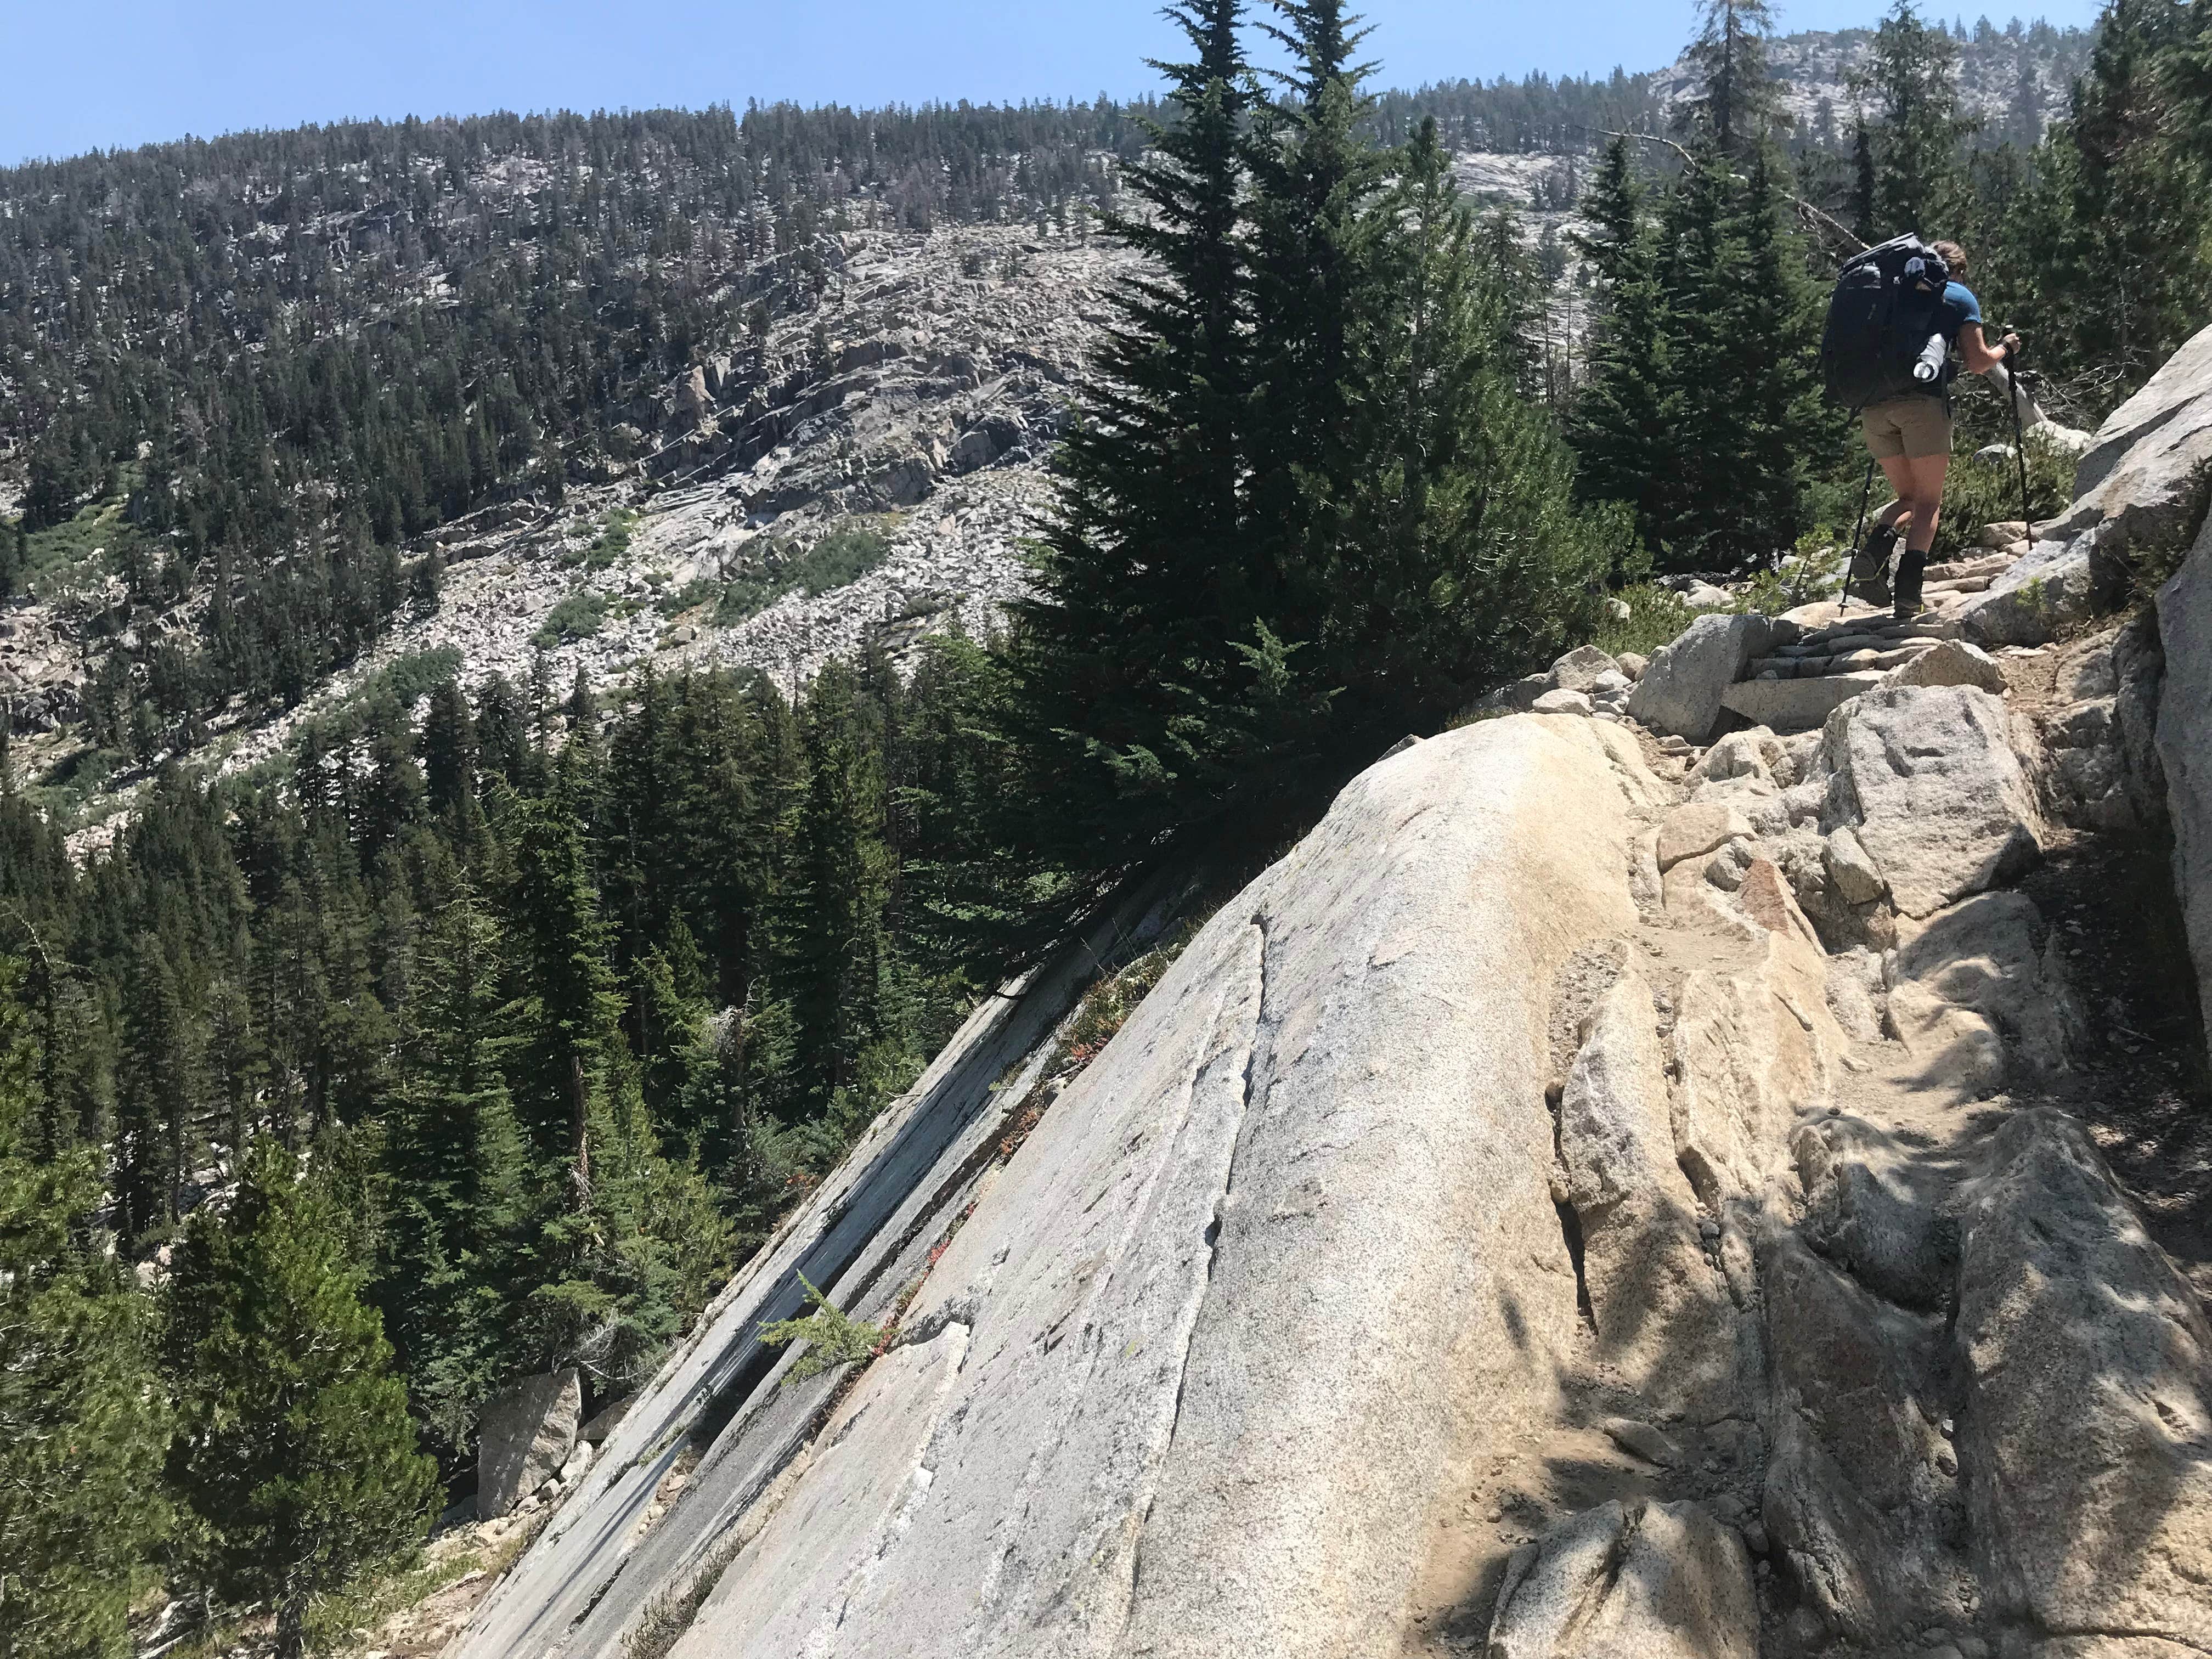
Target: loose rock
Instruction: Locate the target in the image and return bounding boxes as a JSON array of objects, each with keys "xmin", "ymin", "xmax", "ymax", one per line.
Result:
[
  {"xmin": 1628, "ymin": 613, "xmax": 1778, "ymax": 742},
  {"xmin": 1487, "ymin": 1499, "xmax": 1757, "ymax": 1659},
  {"xmin": 1882, "ymin": 638, "xmax": 2007, "ymax": 694},
  {"xmin": 477, "ymin": 1369, "xmax": 582, "ymax": 1520},
  {"xmin": 1822, "ymin": 685, "xmax": 2045, "ymax": 920},
  {"xmin": 1533, "ymin": 687, "xmax": 1595, "ymax": 716},
  {"xmin": 1550, "ymin": 643, "xmax": 1624, "ymax": 693}
]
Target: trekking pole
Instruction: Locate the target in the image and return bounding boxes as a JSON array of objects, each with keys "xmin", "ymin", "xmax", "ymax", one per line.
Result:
[
  {"xmin": 1842, "ymin": 458, "xmax": 1876, "ymax": 612},
  {"xmin": 1851, "ymin": 457, "xmax": 1876, "ymax": 552},
  {"xmin": 2004, "ymin": 337, "xmax": 2034, "ymax": 537}
]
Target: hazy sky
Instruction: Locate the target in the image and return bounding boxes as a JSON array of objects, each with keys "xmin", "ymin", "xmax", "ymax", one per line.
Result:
[{"xmin": 2, "ymin": 0, "xmax": 2113, "ymax": 167}]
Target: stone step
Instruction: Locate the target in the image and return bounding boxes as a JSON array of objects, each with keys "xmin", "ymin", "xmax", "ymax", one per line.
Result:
[
  {"xmin": 1748, "ymin": 640, "xmax": 1942, "ymax": 680},
  {"xmin": 1720, "ymin": 670, "xmax": 1887, "ymax": 731},
  {"xmin": 1798, "ymin": 622, "xmax": 1922, "ymax": 647},
  {"xmin": 1925, "ymin": 549, "xmax": 2021, "ymax": 583}
]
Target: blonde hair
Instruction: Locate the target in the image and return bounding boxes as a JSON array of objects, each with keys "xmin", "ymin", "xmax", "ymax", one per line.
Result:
[{"xmin": 1931, "ymin": 239, "xmax": 1969, "ymax": 276}]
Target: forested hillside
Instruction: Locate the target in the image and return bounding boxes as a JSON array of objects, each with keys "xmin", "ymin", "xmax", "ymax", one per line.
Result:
[
  {"xmin": 5, "ymin": 2, "xmax": 2212, "ymax": 1655},
  {"xmin": 0, "ymin": 636, "xmax": 1023, "ymax": 1654},
  {"xmin": 0, "ymin": 16, "xmax": 2099, "ymax": 756}
]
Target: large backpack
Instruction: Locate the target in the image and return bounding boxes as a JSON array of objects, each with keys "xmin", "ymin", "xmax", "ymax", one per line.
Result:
[{"xmin": 1820, "ymin": 234, "xmax": 1952, "ymax": 411}]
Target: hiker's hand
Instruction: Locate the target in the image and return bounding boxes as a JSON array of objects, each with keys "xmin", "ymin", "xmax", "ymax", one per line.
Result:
[{"xmin": 2001, "ymin": 332, "xmax": 2022, "ymax": 359}]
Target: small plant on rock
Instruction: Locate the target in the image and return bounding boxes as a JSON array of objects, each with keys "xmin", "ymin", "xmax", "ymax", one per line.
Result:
[{"xmin": 755, "ymin": 1274, "xmax": 885, "ymax": 1386}]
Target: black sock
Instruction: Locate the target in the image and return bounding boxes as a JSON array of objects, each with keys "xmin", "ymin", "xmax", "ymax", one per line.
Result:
[{"xmin": 1894, "ymin": 548, "xmax": 1927, "ymax": 613}]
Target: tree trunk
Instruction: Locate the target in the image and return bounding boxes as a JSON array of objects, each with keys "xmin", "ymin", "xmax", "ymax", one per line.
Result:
[
  {"xmin": 275, "ymin": 1589, "xmax": 309, "ymax": 1659},
  {"xmin": 568, "ymin": 1051, "xmax": 591, "ymax": 1208}
]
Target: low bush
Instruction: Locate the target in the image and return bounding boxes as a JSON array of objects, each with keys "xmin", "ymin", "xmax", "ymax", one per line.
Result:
[
  {"xmin": 1929, "ymin": 428, "xmax": 2074, "ymax": 562},
  {"xmin": 534, "ymin": 590, "xmax": 608, "ymax": 646},
  {"xmin": 1588, "ymin": 584, "xmax": 1697, "ymax": 660},
  {"xmin": 654, "ymin": 576, "xmax": 719, "ymax": 617},
  {"xmin": 714, "ymin": 523, "xmax": 894, "ymax": 627}
]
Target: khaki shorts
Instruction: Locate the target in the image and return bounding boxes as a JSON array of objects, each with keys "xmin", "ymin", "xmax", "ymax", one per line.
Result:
[{"xmin": 1860, "ymin": 396, "xmax": 1953, "ymax": 460}]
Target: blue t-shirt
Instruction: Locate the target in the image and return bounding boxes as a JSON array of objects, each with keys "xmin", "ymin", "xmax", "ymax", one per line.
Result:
[{"xmin": 1938, "ymin": 281, "xmax": 1983, "ymax": 347}]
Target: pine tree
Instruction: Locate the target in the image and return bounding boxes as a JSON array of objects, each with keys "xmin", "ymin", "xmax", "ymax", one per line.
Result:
[
  {"xmin": 377, "ymin": 890, "xmax": 529, "ymax": 1462},
  {"xmin": 1644, "ymin": 155, "xmax": 1748, "ymax": 566},
  {"xmin": 506, "ymin": 787, "xmax": 620, "ymax": 1204},
  {"xmin": 1568, "ymin": 141, "xmax": 1674, "ymax": 550},
  {"xmin": 1645, "ymin": 151, "xmax": 1838, "ymax": 571},
  {"xmin": 1572, "ymin": 5, "xmax": 1839, "ymax": 573},
  {"xmin": 163, "ymin": 1137, "xmax": 436, "ymax": 1659},
  {"xmin": 1850, "ymin": 116, "xmax": 1879, "ymax": 243},
  {"xmin": 2168, "ymin": 1, "xmax": 2212, "ymax": 170},
  {"xmin": 1331, "ymin": 117, "xmax": 1613, "ymax": 708},
  {"xmin": 783, "ymin": 666, "xmax": 887, "ymax": 1112},
  {"xmin": 420, "ymin": 678, "xmax": 476, "ymax": 819},
  {"xmin": 1567, "ymin": 136, "xmax": 1647, "ymax": 290},
  {"xmin": 473, "ymin": 674, "xmax": 528, "ymax": 787},
  {"xmin": 0, "ymin": 963, "xmax": 171, "ymax": 1659},
  {"xmin": 1009, "ymin": 0, "xmax": 1263, "ymax": 879},
  {"xmin": 1860, "ymin": 0, "xmax": 1978, "ymax": 236},
  {"xmin": 356, "ymin": 696, "xmax": 424, "ymax": 867},
  {"xmin": 1245, "ymin": 0, "xmax": 1392, "ymax": 636},
  {"xmin": 2015, "ymin": 0, "xmax": 2211, "ymax": 391},
  {"xmin": 1720, "ymin": 148, "xmax": 1846, "ymax": 560},
  {"xmin": 114, "ymin": 936, "xmax": 195, "ymax": 1247},
  {"xmin": 551, "ymin": 1046, "xmax": 733, "ymax": 1389},
  {"xmin": 1676, "ymin": 0, "xmax": 1785, "ymax": 153}
]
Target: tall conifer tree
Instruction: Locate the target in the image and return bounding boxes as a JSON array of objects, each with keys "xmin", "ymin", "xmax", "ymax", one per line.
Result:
[
  {"xmin": 1011, "ymin": 0, "xmax": 1262, "ymax": 878},
  {"xmin": 1677, "ymin": 0, "xmax": 1785, "ymax": 153},
  {"xmin": 1860, "ymin": 0, "xmax": 1978, "ymax": 235},
  {"xmin": 1568, "ymin": 139, "xmax": 1673, "ymax": 549},
  {"xmin": 2014, "ymin": 0, "xmax": 2211, "ymax": 388},
  {"xmin": 163, "ymin": 1138, "xmax": 436, "ymax": 1659},
  {"xmin": 0, "ymin": 965, "xmax": 170, "ymax": 1659},
  {"xmin": 507, "ymin": 787, "xmax": 620, "ymax": 1203},
  {"xmin": 1333, "ymin": 118, "xmax": 1612, "ymax": 707},
  {"xmin": 378, "ymin": 891, "xmax": 529, "ymax": 1462}
]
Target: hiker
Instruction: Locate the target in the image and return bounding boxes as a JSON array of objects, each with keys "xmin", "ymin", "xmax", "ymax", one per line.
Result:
[{"xmin": 1849, "ymin": 239, "xmax": 2021, "ymax": 619}]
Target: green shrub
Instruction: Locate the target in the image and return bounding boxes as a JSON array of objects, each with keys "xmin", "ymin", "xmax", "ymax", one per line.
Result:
[
  {"xmin": 1058, "ymin": 942, "xmax": 1178, "ymax": 1069},
  {"xmin": 18, "ymin": 488, "xmax": 157, "ymax": 602},
  {"xmin": 755, "ymin": 1274, "xmax": 884, "ymax": 1386},
  {"xmin": 365, "ymin": 646, "xmax": 466, "ymax": 708},
  {"xmin": 656, "ymin": 577, "xmax": 720, "ymax": 617},
  {"xmin": 25, "ymin": 744, "xmax": 125, "ymax": 828},
  {"xmin": 534, "ymin": 591, "xmax": 608, "ymax": 646},
  {"xmin": 555, "ymin": 509, "xmax": 636, "ymax": 571},
  {"xmin": 586, "ymin": 510, "xmax": 636, "ymax": 571},
  {"xmin": 795, "ymin": 526, "xmax": 890, "ymax": 594},
  {"xmin": 1931, "ymin": 429, "xmax": 2075, "ymax": 562},
  {"xmin": 1588, "ymin": 584, "xmax": 1697, "ymax": 659},
  {"xmin": 714, "ymin": 523, "xmax": 895, "ymax": 628}
]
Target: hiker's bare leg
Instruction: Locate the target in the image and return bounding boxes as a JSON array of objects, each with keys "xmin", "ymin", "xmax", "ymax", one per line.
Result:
[{"xmin": 1879, "ymin": 452, "xmax": 1949, "ymax": 615}]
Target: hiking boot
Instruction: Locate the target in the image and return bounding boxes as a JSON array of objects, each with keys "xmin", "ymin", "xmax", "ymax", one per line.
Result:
[
  {"xmin": 1892, "ymin": 548, "xmax": 1927, "ymax": 620},
  {"xmin": 1844, "ymin": 524, "xmax": 1898, "ymax": 610}
]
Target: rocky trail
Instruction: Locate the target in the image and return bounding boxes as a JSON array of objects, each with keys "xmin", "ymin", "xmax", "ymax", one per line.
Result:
[
  {"xmin": 405, "ymin": 334, "xmax": 2212, "ymax": 1659},
  {"xmin": 1404, "ymin": 627, "xmax": 2211, "ymax": 1657}
]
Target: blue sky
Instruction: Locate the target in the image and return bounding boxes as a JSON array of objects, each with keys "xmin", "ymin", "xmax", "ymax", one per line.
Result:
[{"xmin": 3, "ymin": 0, "xmax": 2112, "ymax": 167}]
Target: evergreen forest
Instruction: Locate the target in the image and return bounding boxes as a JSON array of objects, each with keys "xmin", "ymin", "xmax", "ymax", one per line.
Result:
[{"xmin": 5, "ymin": 0, "xmax": 2212, "ymax": 1654}]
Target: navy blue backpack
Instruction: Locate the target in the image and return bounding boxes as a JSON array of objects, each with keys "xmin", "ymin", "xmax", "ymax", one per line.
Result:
[{"xmin": 1820, "ymin": 234, "xmax": 1952, "ymax": 411}]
